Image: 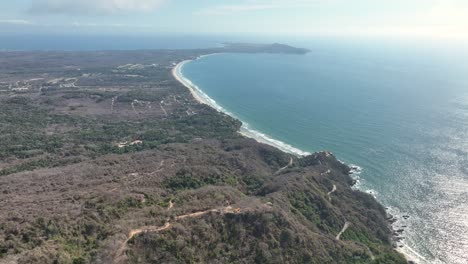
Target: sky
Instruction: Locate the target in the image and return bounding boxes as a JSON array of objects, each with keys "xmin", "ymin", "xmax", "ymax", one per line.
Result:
[{"xmin": 0, "ymin": 0, "xmax": 467, "ymax": 40}]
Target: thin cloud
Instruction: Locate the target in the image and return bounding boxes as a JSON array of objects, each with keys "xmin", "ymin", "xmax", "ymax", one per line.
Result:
[
  {"xmin": 197, "ymin": 4, "xmax": 277, "ymax": 15},
  {"xmin": 29, "ymin": 0, "xmax": 166, "ymax": 15},
  {"xmin": 0, "ymin": 19, "xmax": 33, "ymax": 25},
  {"xmin": 196, "ymin": 0, "xmax": 329, "ymax": 15},
  {"xmin": 71, "ymin": 21, "xmax": 155, "ymax": 29}
]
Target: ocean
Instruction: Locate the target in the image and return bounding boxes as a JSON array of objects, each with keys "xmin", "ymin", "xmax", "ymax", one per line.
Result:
[
  {"xmin": 3, "ymin": 34, "xmax": 467, "ymax": 263},
  {"xmin": 180, "ymin": 40, "xmax": 468, "ymax": 264}
]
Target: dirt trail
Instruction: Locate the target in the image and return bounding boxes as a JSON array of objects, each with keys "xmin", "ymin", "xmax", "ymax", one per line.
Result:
[
  {"xmin": 111, "ymin": 96, "xmax": 118, "ymax": 113},
  {"xmin": 114, "ymin": 222, "xmax": 172, "ymax": 264},
  {"xmin": 114, "ymin": 205, "xmax": 236, "ymax": 263},
  {"xmin": 336, "ymin": 221, "xmax": 350, "ymax": 240},
  {"xmin": 160, "ymin": 103, "xmax": 168, "ymax": 116},
  {"xmin": 327, "ymin": 185, "xmax": 337, "ymax": 201},
  {"xmin": 150, "ymin": 160, "xmax": 165, "ymax": 175},
  {"xmin": 176, "ymin": 209, "xmax": 219, "ymax": 220},
  {"xmin": 131, "ymin": 102, "xmax": 138, "ymax": 114},
  {"xmin": 275, "ymin": 157, "xmax": 293, "ymax": 174},
  {"xmin": 128, "ymin": 222, "xmax": 172, "ymax": 240}
]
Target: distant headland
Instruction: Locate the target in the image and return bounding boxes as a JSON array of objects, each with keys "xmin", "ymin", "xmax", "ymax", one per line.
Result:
[{"xmin": 219, "ymin": 42, "xmax": 311, "ymax": 54}]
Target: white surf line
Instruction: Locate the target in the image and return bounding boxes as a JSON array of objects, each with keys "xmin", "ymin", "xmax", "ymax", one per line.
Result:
[
  {"xmin": 336, "ymin": 221, "xmax": 350, "ymax": 240},
  {"xmin": 172, "ymin": 60, "xmax": 210, "ymax": 106},
  {"xmin": 398, "ymin": 244, "xmax": 428, "ymax": 263},
  {"xmin": 172, "ymin": 58, "xmax": 311, "ymax": 158},
  {"xmin": 173, "ymin": 55, "xmax": 411, "ymax": 258}
]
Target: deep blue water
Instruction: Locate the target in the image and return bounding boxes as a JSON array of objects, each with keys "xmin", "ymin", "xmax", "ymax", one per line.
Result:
[
  {"xmin": 3, "ymin": 34, "xmax": 467, "ymax": 263},
  {"xmin": 181, "ymin": 42, "xmax": 468, "ymax": 263}
]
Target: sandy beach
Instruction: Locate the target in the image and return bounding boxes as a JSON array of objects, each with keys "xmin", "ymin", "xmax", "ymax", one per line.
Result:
[
  {"xmin": 171, "ymin": 53, "xmax": 226, "ymax": 106},
  {"xmin": 171, "ymin": 57, "xmax": 311, "ymax": 157},
  {"xmin": 171, "ymin": 56, "xmax": 417, "ymax": 263},
  {"xmin": 172, "ymin": 60, "xmax": 210, "ymax": 105}
]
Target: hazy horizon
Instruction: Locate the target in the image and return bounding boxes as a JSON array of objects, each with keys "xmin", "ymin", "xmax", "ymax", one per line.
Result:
[
  {"xmin": 1, "ymin": 0, "xmax": 468, "ymax": 42},
  {"xmin": 1, "ymin": 2, "xmax": 468, "ymax": 264}
]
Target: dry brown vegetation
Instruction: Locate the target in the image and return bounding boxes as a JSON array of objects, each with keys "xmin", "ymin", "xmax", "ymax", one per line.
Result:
[{"xmin": 0, "ymin": 48, "xmax": 405, "ymax": 264}]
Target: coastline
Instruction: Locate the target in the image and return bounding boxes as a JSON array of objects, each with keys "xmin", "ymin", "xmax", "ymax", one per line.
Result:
[
  {"xmin": 172, "ymin": 56, "xmax": 418, "ymax": 263},
  {"xmin": 172, "ymin": 60, "xmax": 210, "ymax": 106},
  {"xmin": 172, "ymin": 57, "xmax": 311, "ymax": 157}
]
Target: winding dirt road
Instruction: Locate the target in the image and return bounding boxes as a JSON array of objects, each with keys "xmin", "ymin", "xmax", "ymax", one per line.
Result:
[
  {"xmin": 336, "ymin": 221, "xmax": 350, "ymax": 240},
  {"xmin": 275, "ymin": 157, "xmax": 293, "ymax": 174},
  {"xmin": 113, "ymin": 205, "xmax": 237, "ymax": 263},
  {"xmin": 327, "ymin": 185, "xmax": 337, "ymax": 201},
  {"xmin": 160, "ymin": 103, "xmax": 168, "ymax": 116}
]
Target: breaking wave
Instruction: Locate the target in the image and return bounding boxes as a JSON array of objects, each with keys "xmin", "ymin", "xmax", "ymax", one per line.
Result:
[{"xmin": 177, "ymin": 58, "xmax": 311, "ymax": 157}]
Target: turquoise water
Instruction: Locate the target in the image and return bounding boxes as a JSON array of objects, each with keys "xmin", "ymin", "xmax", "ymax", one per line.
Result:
[{"xmin": 181, "ymin": 42, "xmax": 468, "ymax": 263}]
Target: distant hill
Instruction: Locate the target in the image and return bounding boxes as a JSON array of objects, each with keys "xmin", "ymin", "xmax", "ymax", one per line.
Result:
[{"xmin": 221, "ymin": 42, "xmax": 311, "ymax": 54}]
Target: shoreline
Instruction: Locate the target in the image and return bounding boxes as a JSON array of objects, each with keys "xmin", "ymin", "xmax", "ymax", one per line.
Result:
[
  {"xmin": 172, "ymin": 56, "xmax": 420, "ymax": 263},
  {"xmin": 172, "ymin": 57, "xmax": 311, "ymax": 157},
  {"xmin": 172, "ymin": 60, "xmax": 210, "ymax": 106}
]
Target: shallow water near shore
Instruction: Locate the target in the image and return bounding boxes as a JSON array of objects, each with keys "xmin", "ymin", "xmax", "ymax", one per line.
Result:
[{"xmin": 181, "ymin": 41, "xmax": 468, "ymax": 263}]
